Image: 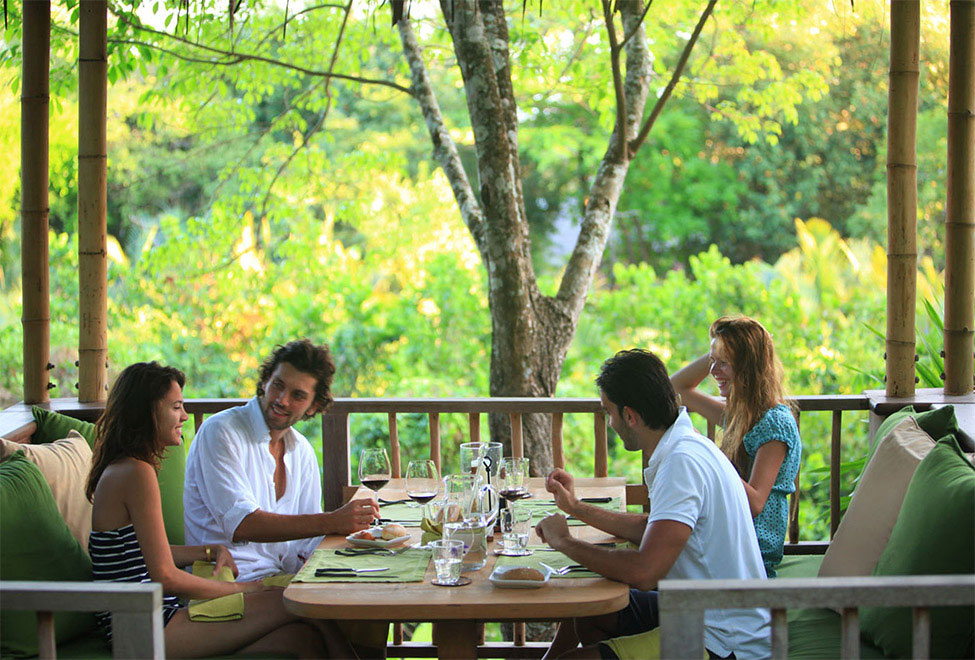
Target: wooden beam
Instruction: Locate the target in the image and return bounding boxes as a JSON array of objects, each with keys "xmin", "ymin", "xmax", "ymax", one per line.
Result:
[
  {"xmin": 21, "ymin": 0, "xmax": 51, "ymax": 405},
  {"xmin": 78, "ymin": 0, "xmax": 109, "ymax": 402},
  {"xmin": 944, "ymin": 0, "xmax": 975, "ymax": 396},
  {"xmin": 885, "ymin": 0, "xmax": 920, "ymax": 397}
]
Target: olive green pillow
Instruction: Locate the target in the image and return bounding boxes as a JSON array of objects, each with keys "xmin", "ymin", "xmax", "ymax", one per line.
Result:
[
  {"xmin": 30, "ymin": 406, "xmax": 96, "ymax": 446},
  {"xmin": 157, "ymin": 443, "xmax": 186, "ymax": 545},
  {"xmin": 860, "ymin": 435, "xmax": 975, "ymax": 659},
  {"xmin": 869, "ymin": 404, "xmax": 960, "ymax": 463},
  {"xmin": 0, "ymin": 453, "xmax": 96, "ymax": 657}
]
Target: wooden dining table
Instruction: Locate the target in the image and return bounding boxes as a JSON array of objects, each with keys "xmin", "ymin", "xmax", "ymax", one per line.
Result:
[{"xmin": 283, "ymin": 477, "xmax": 631, "ymax": 659}]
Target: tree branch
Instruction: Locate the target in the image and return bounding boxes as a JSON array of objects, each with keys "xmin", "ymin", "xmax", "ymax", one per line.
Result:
[
  {"xmin": 108, "ymin": 14, "xmax": 413, "ymax": 95},
  {"xmin": 556, "ymin": 0, "xmax": 652, "ymax": 310},
  {"xmin": 396, "ymin": 16, "xmax": 488, "ymax": 258},
  {"xmin": 628, "ymin": 0, "xmax": 717, "ymax": 155},
  {"xmin": 602, "ymin": 0, "xmax": 628, "ymax": 160},
  {"xmin": 256, "ymin": 1, "xmax": 352, "ymax": 222},
  {"xmin": 619, "ymin": 0, "xmax": 653, "ymax": 49}
]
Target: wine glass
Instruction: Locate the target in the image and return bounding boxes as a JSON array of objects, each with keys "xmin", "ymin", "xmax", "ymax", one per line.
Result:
[
  {"xmin": 358, "ymin": 448, "xmax": 391, "ymax": 506},
  {"xmin": 500, "ymin": 457, "xmax": 530, "ymax": 502},
  {"xmin": 405, "ymin": 459, "xmax": 440, "ymax": 508}
]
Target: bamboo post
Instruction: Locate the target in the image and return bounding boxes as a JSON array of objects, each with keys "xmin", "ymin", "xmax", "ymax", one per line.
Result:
[
  {"xmin": 885, "ymin": 0, "xmax": 920, "ymax": 397},
  {"xmin": 944, "ymin": 0, "xmax": 975, "ymax": 395},
  {"xmin": 78, "ymin": 0, "xmax": 109, "ymax": 402},
  {"xmin": 21, "ymin": 0, "xmax": 51, "ymax": 404}
]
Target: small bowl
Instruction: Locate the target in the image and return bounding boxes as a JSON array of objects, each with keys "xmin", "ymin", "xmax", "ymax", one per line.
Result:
[{"xmin": 488, "ymin": 564, "xmax": 551, "ymax": 589}]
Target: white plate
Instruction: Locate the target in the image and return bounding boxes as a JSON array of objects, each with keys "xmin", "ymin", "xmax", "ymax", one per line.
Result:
[
  {"xmin": 489, "ymin": 564, "xmax": 551, "ymax": 588},
  {"xmin": 345, "ymin": 528, "xmax": 411, "ymax": 548}
]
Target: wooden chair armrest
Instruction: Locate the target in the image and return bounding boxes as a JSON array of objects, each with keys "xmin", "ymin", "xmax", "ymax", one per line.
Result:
[{"xmin": 0, "ymin": 581, "xmax": 165, "ymax": 660}]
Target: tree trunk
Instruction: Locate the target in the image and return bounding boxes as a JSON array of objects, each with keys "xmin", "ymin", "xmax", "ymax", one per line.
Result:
[
  {"xmin": 21, "ymin": 0, "xmax": 51, "ymax": 405},
  {"xmin": 885, "ymin": 0, "xmax": 919, "ymax": 397},
  {"xmin": 78, "ymin": 0, "xmax": 109, "ymax": 402},
  {"xmin": 944, "ymin": 0, "xmax": 975, "ymax": 395},
  {"xmin": 399, "ymin": 0, "xmax": 706, "ymax": 473}
]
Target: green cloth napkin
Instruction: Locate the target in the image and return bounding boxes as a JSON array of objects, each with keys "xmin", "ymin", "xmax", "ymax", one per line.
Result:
[
  {"xmin": 188, "ymin": 561, "xmax": 244, "ymax": 622},
  {"xmin": 420, "ymin": 517, "xmax": 442, "ymax": 545},
  {"xmin": 292, "ymin": 547, "xmax": 431, "ymax": 583},
  {"xmin": 496, "ymin": 544, "xmax": 628, "ymax": 579},
  {"xmin": 519, "ymin": 497, "xmax": 622, "ymax": 525}
]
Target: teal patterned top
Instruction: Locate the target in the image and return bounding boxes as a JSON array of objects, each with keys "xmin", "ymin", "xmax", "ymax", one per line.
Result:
[{"xmin": 743, "ymin": 404, "xmax": 802, "ymax": 577}]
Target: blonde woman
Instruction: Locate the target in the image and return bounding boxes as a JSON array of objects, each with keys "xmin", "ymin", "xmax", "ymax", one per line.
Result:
[{"xmin": 671, "ymin": 316, "xmax": 802, "ymax": 576}]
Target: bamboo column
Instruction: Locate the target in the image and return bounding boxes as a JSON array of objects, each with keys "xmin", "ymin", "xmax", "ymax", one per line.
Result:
[
  {"xmin": 944, "ymin": 0, "xmax": 975, "ymax": 395},
  {"xmin": 78, "ymin": 1, "xmax": 109, "ymax": 402},
  {"xmin": 885, "ymin": 0, "xmax": 920, "ymax": 397},
  {"xmin": 21, "ymin": 1, "xmax": 52, "ymax": 404}
]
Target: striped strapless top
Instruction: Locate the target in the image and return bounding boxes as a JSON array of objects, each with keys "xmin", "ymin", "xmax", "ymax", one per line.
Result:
[{"xmin": 88, "ymin": 523, "xmax": 182, "ymax": 638}]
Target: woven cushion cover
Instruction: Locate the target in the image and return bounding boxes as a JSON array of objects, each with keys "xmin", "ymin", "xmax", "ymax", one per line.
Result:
[
  {"xmin": 30, "ymin": 406, "xmax": 187, "ymax": 545},
  {"xmin": 860, "ymin": 435, "xmax": 975, "ymax": 659},
  {"xmin": 0, "ymin": 431, "xmax": 93, "ymax": 551},
  {"xmin": 819, "ymin": 418, "xmax": 935, "ymax": 577},
  {"xmin": 0, "ymin": 453, "xmax": 95, "ymax": 657}
]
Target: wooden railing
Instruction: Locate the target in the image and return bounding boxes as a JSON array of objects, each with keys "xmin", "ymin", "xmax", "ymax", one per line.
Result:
[{"xmin": 658, "ymin": 574, "xmax": 975, "ymax": 659}]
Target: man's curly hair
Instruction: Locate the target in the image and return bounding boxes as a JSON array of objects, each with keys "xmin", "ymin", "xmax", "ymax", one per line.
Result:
[{"xmin": 256, "ymin": 339, "xmax": 336, "ymax": 416}]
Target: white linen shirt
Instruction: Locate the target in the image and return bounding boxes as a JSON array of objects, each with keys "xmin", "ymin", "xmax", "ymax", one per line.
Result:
[
  {"xmin": 183, "ymin": 397, "xmax": 323, "ymax": 581},
  {"xmin": 644, "ymin": 408, "xmax": 771, "ymax": 660}
]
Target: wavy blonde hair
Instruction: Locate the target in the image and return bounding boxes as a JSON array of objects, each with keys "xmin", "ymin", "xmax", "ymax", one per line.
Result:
[{"xmin": 710, "ymin": 316, "xmax": 796, "ymax": 475}]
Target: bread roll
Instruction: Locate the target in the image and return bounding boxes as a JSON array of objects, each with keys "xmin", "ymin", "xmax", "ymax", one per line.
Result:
[
  {"xmin": 381, "ymin": 523, "xmax": 407, "ymax": 540},
  {"xmin": 499, "ymin": 567, "xmax": 545, "ymax": 581}
]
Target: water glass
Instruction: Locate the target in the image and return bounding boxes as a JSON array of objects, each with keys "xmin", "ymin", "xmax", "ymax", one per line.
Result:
[
  {"xmin": 444, "ymin": 520, "xmax": 488, "ymax": 571},
  {"xmin": 499, "ymin": 503, "xmax": 533, "ymax": 555},
  {"xmin": 430, "ymin": 539, "xmax": 464, "ymax": 585}
]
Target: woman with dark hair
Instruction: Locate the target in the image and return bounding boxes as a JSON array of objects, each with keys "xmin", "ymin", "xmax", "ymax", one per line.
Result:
[
  {"xmin": 671, "ymin": 316, "xmax": 802, "ymax": 577},
  {"xmin": 86, "ymin": 362, "xmax": 351, "ymax": 658}
]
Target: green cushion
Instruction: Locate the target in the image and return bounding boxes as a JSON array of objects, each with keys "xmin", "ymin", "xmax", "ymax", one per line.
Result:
[
  {"xmin": 158, "ymin": 443, "xmax": 187, "ymax": 545},
  {"xmin": 777, "ymin": 554, "xmax": 824, "ymax": 581},
  {"xmin": 787, "ymin": 608, "xmax": 887, "ymax": 659},
  {"xmin": 0, "ymin": 453, "xmax": 96, "ymax": 657},
  {"xmin": 30, "ymin": 406, "xmax": 186, "ymax": 544},
  {"xmin": 860, "ymin": 435, "xmax": 975, "ymax": 659},
  {"xmin": 869, "ymin": 405, "xmax": 960, "ymax": 463},
  {"xmin": 30, "ymin": 407, "xmax": 96, "ymax": 446}
]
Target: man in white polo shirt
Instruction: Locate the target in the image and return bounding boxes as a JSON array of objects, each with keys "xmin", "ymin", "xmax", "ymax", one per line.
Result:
[{"xmin": 537, "ymin": 349, "xmax": 770, "ymax": 660}]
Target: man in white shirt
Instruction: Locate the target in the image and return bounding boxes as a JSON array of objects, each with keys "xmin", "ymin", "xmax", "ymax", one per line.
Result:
[
  {"xmin": 184, "ymin": 339, "xmax": 379, "ymax": 581},
  {"xmin": 537, "ymin": 349, "xmax": 770, "ymax": 660}
]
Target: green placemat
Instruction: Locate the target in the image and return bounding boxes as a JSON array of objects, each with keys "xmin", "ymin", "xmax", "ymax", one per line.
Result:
[
  {"xmin": 518, "ymin": 497, "xmax": 622, "ymax": 526},
  {"xmin": 293, "ymin": 548, "xmax": 431, "ymax": 583},
  {"xmin": 377, "ymin": 500, "xmax": 424, "ymax": 526},
  {"xmin": 496, "ymin": 546, "xmax": 625, "ymax": 578}
]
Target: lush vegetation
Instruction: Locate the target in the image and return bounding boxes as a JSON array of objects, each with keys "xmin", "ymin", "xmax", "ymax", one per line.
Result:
[{"xmin": 0, "ymin": 0, "xmax": 956, "ymax": 543}]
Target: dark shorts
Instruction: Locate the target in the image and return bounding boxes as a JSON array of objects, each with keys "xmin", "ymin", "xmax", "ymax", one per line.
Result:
[{"xmin": 596, "ymin": 590, "xmax": 735, "ymax": 660}]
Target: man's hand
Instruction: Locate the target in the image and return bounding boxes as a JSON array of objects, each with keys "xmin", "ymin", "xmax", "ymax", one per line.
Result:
[
  {"xmin": 324, "ymin": 497, "xmax": 380, "ymax": 535},
  {"xmin": 535, "ymin": 513, "xmax": 571, "ymax": 549},
  {"xmin": 212, "ymin": 545, "xmax": 239, "ymax": 578},
  {"xmin": 545, "ymin": 468, "xmax": 579, "ymax": 515}
]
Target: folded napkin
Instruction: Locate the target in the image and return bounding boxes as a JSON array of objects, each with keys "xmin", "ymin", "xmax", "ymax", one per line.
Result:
[
  {"xmin": 293, "ymin": 548, "xmax": 431, "ymax": 583},
  {"xmin": 188, "ymin": 561, "xmax": 244, "ymax": 622},
  {"xmin": 420, "ymin": 517, "xmax": 443, "ymax": 544}
]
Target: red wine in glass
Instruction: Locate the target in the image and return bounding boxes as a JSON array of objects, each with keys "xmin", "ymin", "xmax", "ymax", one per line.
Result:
[
  {"xmin": 499, "ymin": 487, "xmax": 530, "ymax": 501},
  {"xmin": 408, "ymin": 491, "xmax": 438, "ymax": 505},
  {"xmin": 362, "ymin": 478, "xmax": 390, "ymax": 492}
]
